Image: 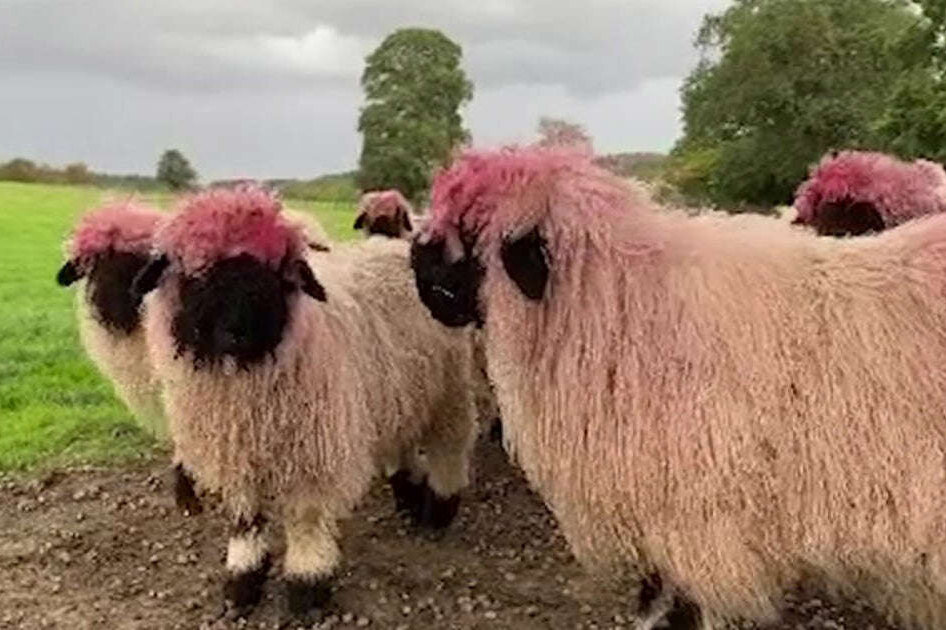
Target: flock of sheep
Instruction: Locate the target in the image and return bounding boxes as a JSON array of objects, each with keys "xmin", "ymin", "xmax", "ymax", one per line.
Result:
[{"xmin": 54, "ymin": 146, "xmax": 946, "ymax": 630}]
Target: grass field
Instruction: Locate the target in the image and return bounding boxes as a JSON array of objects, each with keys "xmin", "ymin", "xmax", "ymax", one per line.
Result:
[{"xmin": 0, "ymin": 181, "xmax": 357, "ymax": 471}]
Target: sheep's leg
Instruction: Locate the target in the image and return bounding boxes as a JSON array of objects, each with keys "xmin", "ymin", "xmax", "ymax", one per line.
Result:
[
  {"xmin": 383, "ymin": 448, "xmax": 426, "ymax": 516},
  {"xmin": 411, "ymin": 419, "xmax": 476, "ymax": 530},
  {"xmin": 634, "ymin": 573, "xmax": 703, "ymax": 630},
  {"xmin": 223, "ymin": 513, "xmax": 270, "ymax": 614},
  {"xmin": 282, "ymin": 502, "xmax": 339, "ymax": 622},
  {"xmin": 172, "ymin": 462, "xmax": 202, "ymax": 515}
]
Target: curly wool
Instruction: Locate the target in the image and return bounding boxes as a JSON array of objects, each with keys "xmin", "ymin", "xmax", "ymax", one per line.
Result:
[
  {"xmin": 793, "ymin": 150, "xmax": 946, "ymax": 228},
  {"xmin": 425, "ymin": 146, "xmax": 946, "ymax": 629},
  {"xmin": 66, "ymin": 201, "xmax": 162, "ymax": 271},
  {"xmin": 156, "ymin": 184, "xmax": 306, "ymax": 275}
]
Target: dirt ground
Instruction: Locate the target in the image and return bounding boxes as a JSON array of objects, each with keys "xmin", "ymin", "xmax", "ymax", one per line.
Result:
[{"xmin": 0, "ymin": 434, "xmax": 902, "ymax": 630}]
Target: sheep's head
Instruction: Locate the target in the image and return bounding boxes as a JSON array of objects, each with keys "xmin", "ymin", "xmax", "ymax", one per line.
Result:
[
  {"xmin": 410, "ymin": 147, "xmax": 595, "ymax": 328},
  {"xmin": 57, "ymin": 202, "xmax": 163, "ymax": 334},
  {"xmin": 791, "ymin": 150, "xmax": 920, "ymax": 237},
  {"xmin": 133, "ymin": 185, "xmax": 326, "ymax": 368},
  {"xmin": 354, "ymin": 190, "xmax": 414, "ymax": 239}
]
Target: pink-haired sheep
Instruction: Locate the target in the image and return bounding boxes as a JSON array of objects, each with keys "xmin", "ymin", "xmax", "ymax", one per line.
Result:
[
  {"xmin": 354, "ymin": 189, "xmax": 415, "ymax": 239},
  {"xmin": 133, "ymin": 185, "xmax": 478, "ymax": 622},
  {"xmin": 410, "ymin": 146, "xmax": 946, "ymax": 630},
  {"xmin": 56, "ymin": 201, "xmax": 201, "ymax": 514},
  {"xmin": 793, "ymin": 150, "xmax": 946, "ymax": 236}
]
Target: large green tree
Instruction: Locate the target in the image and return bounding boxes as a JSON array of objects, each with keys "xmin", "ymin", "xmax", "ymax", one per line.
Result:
[
  {"xmin": 357, "ymin": 28, "xmax": 473, "ymax": 202},
  {"xmin": 156, "ymin": 149, "xmax": 198, "ymax": 191},
  {"xmin": 673, "ymin": 0, "xmax": 927, "ymax": 207}
]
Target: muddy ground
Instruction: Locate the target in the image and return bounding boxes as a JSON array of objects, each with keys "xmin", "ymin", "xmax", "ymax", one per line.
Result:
[{"xmin": 0, "ymin": 435, "xmax": 901, "ymax": 630}]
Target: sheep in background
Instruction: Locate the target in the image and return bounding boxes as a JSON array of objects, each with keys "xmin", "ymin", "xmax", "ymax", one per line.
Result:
[
  {"xmin": 793, "ymin": 150, "xmax": 946, "ymax": 236},
  {"xmin": 354, "ymin": 189, "xmax": 415, "ymax": 239},
  {"xmin": 134, "ymin": 185, "xmax": 478, "ymax": 622},
  {"xmin": 56, "ymin": 201, "xmax": 201, "ymax": 514},
  {"xmin": 410, "ymin": 146, "xmax": 946, "ymax": 630}
]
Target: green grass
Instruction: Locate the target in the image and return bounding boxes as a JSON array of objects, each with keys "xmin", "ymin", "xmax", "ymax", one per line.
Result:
[{"xmin": 0, "ymin": 182, "xmax": 357, "ymax": 471}]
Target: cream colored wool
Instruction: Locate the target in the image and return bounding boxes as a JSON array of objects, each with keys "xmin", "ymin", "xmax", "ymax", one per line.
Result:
[
  {"xmin": 144, "ymin": 236, "xmax": 478, "ymax": 527},
  {"xmin": 430, "ymin": 153, "xmax": 946, "ymax": 629},
  {"xmin": 284, "ymin": 208, "xmax": 332, "ymax": 251},
  {"xmin": 76, "ymin": 294, "xmax": 167, "ymax": 439}
]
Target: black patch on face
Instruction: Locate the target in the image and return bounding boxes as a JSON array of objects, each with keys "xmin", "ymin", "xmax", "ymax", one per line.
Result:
[
  {"xmin": 500, "ymin": 227, "xmax": 549, "ymax": 301},
  {"xmin": 366, "ymin": 215, "xmax": 403, "ymax": 238},
  {"xmin": 171, "ymin": 254, "xmax": 292, "ymax": 368},
  {"xmin": 410, "ymin": 238, "xmax": 484, "ymax": 328},
  {"xmin": 56, "ymin": 260, "xmax": 82, "ymax": 286},
  {"xmin": 665, "ymin": 595, "xmax": 703, "ymax": 630},
  {"xmin": 814, "ymin": 198, "xmax": 886, "ymax": 237},
  {"xmin": 86, "ymin": 251, "xmax": 152, "ymax": 334},
  {"xmin": 412, "ymin": 483, "xmax": 460, "ymax": 530}
]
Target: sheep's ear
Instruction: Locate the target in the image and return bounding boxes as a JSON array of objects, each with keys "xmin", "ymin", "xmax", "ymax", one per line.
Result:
[
  {"xmin": 401, "ymin": 209, "xmax": 413, "ymax": 233},
  {"xmin": 500, "ymin": 227, "xmax": 549, "ymax": 301},
  {"xmin": 353, "ymin": 212, "xmax": 366, "ymax": 230},
  {"xmin": 132, "ymin": 255, "xmax": 170, "ymax": 297},
  {"xmin": 56, "ymin": 260, "xmax": 83, "ymax": 286},
  {"xmin": 289, "ymin": 259, "xmax": 327, "ymax": 302}
]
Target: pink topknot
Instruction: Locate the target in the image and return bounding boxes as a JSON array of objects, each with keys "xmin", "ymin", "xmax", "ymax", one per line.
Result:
[
  {"xmin": 793, "ymin": 151, "xmax": 946, "ymax": 227},
  {"xmin": 427, "ymin": 146, "xmax": 593, "ymax": 240},
  {"xmin": 67, "ymin": 202, "xmax": 163, "ymax": 266},
  {"xmin": 156, "ymin": 185, "xmax": 305, "ymax": 275}
]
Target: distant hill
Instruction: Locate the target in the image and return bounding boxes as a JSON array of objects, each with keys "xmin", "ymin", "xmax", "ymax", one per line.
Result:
[{"xmin": 594, "ymin": 152, "xmax": 667, "ymax": 181}]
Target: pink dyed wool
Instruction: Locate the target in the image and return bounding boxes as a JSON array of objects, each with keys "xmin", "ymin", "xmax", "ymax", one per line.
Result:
[
  {"xmin": 157, "ymin": 185, "xmax": 305, "ymax": 275},
  {"xmin": 68, "ymin": 202, "xmax": 163, "ymax": 266},
  {"xmin": 794, "ymin": 151, "xmax": 946, "ymax": 227}
]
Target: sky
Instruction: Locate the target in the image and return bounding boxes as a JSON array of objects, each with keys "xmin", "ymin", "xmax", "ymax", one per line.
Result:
[{"xmin": 0, "ymin": 0, "xmax": 730, "ymax": 180}]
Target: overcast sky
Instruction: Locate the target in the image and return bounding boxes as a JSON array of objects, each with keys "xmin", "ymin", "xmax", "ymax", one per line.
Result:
[{"xmin": 0, "ymin": 0, "xmax": 729, "ymax": 180}]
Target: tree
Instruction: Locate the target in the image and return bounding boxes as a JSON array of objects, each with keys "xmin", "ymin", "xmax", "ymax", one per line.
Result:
[
  {"xmin": 536, "ymin": 117, "xmax": 594, "ymax": 153},
  {"xmin": 156, "ymin": 149, "xmax": 197, "ymax": 191},
  {"xmin": 674, "ymin": 0, "xmax": 926, "ymax": 207},
  {"xmin": 357, "ymin": 28, "xmax": 473, "ymax": 203}
]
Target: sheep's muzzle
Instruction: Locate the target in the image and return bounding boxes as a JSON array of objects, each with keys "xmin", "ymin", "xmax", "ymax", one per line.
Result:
[
  {"xmin": 172, "ymin": 254, "xmax": 290, "ymax": 368},
  {"xmin": 410, "ymin": 238, "xmax": 483, "ymax": 328}
]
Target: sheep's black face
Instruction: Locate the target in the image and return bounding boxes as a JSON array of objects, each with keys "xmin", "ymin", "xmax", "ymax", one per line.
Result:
[
  {"xmin": 57, "ymin": 251, "xmax": 150, "ymax": 335},
  {"xmin": 172, "ymin": 254, "xmax": 292, "ymax": 368},
  {"xmin": 410, "ymin": 239, "xmax": 484, "ymax": 328},
  {"xmin": 815, "ymin": 198, "xmax": 886, "ymax": 237}
]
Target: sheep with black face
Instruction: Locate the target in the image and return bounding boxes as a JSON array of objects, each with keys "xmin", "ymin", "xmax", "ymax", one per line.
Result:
[
  {"xmin": 353, "ymin": 189, "xmax": 416, "ymax": 239},
  {"xmin": 135, "ymin": 185, "xmax": 478, "ymax": 622},
  {"xmin": 793, "ymin": 150, "xmax": 946, "ymax": 237},
  {"xmin": 56, "ymin": 201, "xmax": 201, "ymax": 514},
  {"xmin": 411, "ymin": 147, "xmax": 946, "ymax": 630}
]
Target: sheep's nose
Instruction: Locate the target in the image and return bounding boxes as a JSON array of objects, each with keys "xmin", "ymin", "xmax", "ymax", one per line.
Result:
[{"xmin": 213, "ymin": 322, "xmax": 249, "ymax": 355}]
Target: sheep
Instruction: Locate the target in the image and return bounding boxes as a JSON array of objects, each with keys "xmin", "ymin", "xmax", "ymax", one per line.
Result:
[
  {"xmin": 56, "ymin": 201, "xmax": 203, "ymax": 515},
  {"xmin": 354, "ymin": 189, "xmax": 416, "ymax": 239},
  {"xmin": 354, "ymin": 189, "xmax": 503, "ymax": 440},
  {"xmin": 133, "ymin": 185, "xmax": 479, "ymax": 622},
  {"xmin": 409, "ymin": 146, "xmax": 946, "ymax": 630},
  {"xmin": 793, "ymin": 150, "xmax": 946, "ymax": 236}
]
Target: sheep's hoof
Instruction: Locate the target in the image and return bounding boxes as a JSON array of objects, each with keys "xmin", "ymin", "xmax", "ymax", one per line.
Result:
[
  {"xmin": 173, "ymin": 465, "xmax": 202, "ymax": 515},
  {"xmin": 665, "ymin": 596, "xmax": 702, "ymax": 630},
  {"xmin": 223, "ymin": 553, "xmax": 271, "ymax": 613},
  {"xmin": 414, "ymin": 484, "xmax": 460, "ymax": 530},
  {"xmin": 388, "ymin": 469, "xmax": 425, "ymax": 515},
  {"xmin": 283, "ymin": 576, "xmax": 332, "ymax": 622},
  {"xmin": 489, "ymin": 418, "xmax": 503, "ymax": 442}
]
